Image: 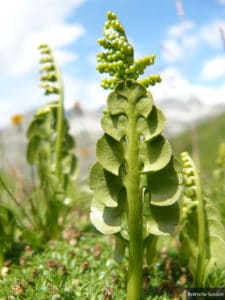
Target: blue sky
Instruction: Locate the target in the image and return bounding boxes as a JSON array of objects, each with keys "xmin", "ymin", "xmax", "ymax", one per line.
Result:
[{"xmin": 1, "ymin": 0, "xmax": 225, "ymax": 127}]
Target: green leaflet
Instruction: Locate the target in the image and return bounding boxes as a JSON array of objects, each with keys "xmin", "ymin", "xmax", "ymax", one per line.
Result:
[
  {"xmin": 90, "ymin": 200, "xmax": 121, "ymax": 235},
  {"xmin": 90, "ymin": 80, "xmax": 182, "ymax": 262},
  {"xmin": 143, "ymin": 196, "xmax": 180, "ymax": 236},
  {"xmin": 139, "ymin": 135, "xmax": 172, "ymax": 173},
  {"xmin": 114, "ymin": 234, "xmax": 127, "ymax": 263},
  {"xmin": 90, "ymin": 189, "xmax": 126, "ymax": 235},
  {"xmin": 180, "ymin": 152, "xmax": 225, "ymax": 287},
  {"xmin": 89, "ymin": 162, "xmax": 123, "ymax": 207},
  {"xmin": 27, "ymin": 102, "xmax": 78, "ymax": 186},
  {"xmin": 101, "ymin": 113, "xmax": 128, "ymax": 141},
  {"xmin": 147, "ymin": 158, "xmax": 182, "ymax": 206},
  {"xmin": 137, "ymin": 106, "xmax": 165, "ymax": 142},
  {"xmin": 145, "ymin": 235, "xmax": 158, "ymax": 265},
  {"xmin": 96, "ymin": 134, "xmax": 124, "ymax": 176}
]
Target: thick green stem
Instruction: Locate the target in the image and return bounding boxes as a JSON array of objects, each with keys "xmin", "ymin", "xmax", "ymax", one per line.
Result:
[
  {"xmin": 194, "ymin": 169, "xmax": 205, "ymax": 287},
  {"xmin": 55, "ymin": 64, "xmax": 64, "ymax": 179},
  {"xmin": 126, "ymin": 104, "xmax": 143, "ymax": 300}
]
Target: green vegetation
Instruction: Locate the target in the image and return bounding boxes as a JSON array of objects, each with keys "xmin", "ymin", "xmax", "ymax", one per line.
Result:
[
  {"xmin": 171, "ymin": 112, "xmax": 225, "ymax": 175},
  {"xmin": 0, "ymin": 44, "xmax": 78, "ymax": 253},
  {"xmin": 0, "ymin": 10, "xmax": 225, "ymax": 300},
  {"xmin": 0, "ymin": 199, "xmax": 15, "ymax": 267}
]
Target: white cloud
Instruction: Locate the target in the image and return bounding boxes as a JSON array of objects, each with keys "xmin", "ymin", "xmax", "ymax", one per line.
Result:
[
  {"xmin": 191, "ymin": 83, "xmax": 225, "ymax": 105},
  {"xmin": 54, "ymin": 50, "xmax": 78, "ymax": 66},
  {"xmin": 0, "ymin": 74, "xmax": 107, "ymax": 128},
  {"xmin": 199, "ymin": 20, "xmax": 225, "ymax": 48},
  {"xmin": 181, "ymin": 34, "xmax": 199, "ymax": 50},
  {"xmin": 161, "ymin": 20, "xmax": 197, "ymax": 62},
  {"xmin": 147, "ymin": 67, "xmax": 225, "ymax": 135},
  {"xmin": 167, "ymin": 20, "xmax": 195, "ymax": 38},
  {"xmin": 152, "ymin": 67, "xmax": 225, "ymax": 105},
  {"xmin": 152, "ymin": 68, "xmax": 191, "ymax": 102},
  {"xmin": 0, "ymin": 0, "xmax": 86, "ymax": 77},
  {"xmin": 83, "ymin": 81, "xmax": 108, "ymax": 109},
  {"xmin": 162, "ymin": 19, "xmax": 225, "ymax": 63},
  {"xmin": 63, "ymin": 74, "xmax": 84, "ymax": 109},
  {"xmin": 63, "ymin": 74, "xmax": 108, "ymax": 110},
  {"xmin": 201, "ymin": 56, "xmax": 225, "ymax": 81},
  {"xmin": 218, "ymin": 0, "xmax": 225, "ymax": 4},
  {"xmin": 0, "ymin": 78, "xmax": 42, "ymax": 128},
  {"xmin": 161, "ymin": 40, "xmax": 183, "ymax": 62}
]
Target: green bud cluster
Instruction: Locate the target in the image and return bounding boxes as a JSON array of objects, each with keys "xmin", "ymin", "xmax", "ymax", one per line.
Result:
[
  {"xmin": 97, "ymin": 11, "xmax": 161, "ymax": 89},
  {"xmin": 139, "ymin": 74, "xmax": 162, "ymax": 88},
  {"xmin": 39, "ymin": 44, "xmax": 51, "ymax": 55},
  {"xmin": 38, "ymin": 44, "xmax": 60, "ymax": 96},
  {"xmin": 180, "ymin": 152, "xmax": 198, "ymax": 218}
]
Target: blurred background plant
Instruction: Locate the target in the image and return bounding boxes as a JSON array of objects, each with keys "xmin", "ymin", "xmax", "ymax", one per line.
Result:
[
  {"xmin": 208, "ymin": 143, "xmax": 225, "ymax": 224},
  {"xmin": 179, "ymin": 152, "xmax": 225, "ymax": 288},
  {"xmin": 0, "ymin": 44, "xmax": 79, "ymax": 252}
]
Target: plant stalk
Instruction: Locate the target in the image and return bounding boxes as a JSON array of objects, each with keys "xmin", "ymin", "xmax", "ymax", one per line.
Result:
[
  {"xmin": 194, "ymin": 168, "xmax": 205, "ymax": 287},
  {"xmin": 55, "ymin": 62, "xmax": 64, "ymax": 179},
  {"xmin": 126, "ymin": 103, "xmax": 143, "ymax": 300}
]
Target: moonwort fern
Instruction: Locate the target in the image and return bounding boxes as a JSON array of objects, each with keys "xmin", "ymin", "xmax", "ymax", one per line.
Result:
[
  {"xmin": 26, "ymin": 44, "xmax": 78, "ymax": 243},
  {"xmin": 180, "ymin": 152, "xmax": 225, "ymax": 287},
  {"xmin": 90, "ymin": 12, "xmax": 182, "ymax": 299}
]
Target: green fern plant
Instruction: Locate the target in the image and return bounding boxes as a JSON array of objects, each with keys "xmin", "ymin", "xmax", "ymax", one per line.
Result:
[
  {"xmin": 24, "ymin": 44, "xmax": 78, "ymax": 245},
  {"xmin": 89, "ymin": 12, "xmax": 182, "ymax": 299},
  {"xmin": 180, "ymin": 152, "xmax": 225, "ymax": 287}
]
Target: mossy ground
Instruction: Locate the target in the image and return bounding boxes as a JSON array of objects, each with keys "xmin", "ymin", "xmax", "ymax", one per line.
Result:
[{"xmin": 0, "ymin": 207, "xmax": 191, "ymax": 300}]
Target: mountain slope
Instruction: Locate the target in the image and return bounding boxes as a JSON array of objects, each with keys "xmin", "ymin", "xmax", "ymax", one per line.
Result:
[{"xmin": 171, "ymin": 112, "xmax": 225, "ymax": 177}]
